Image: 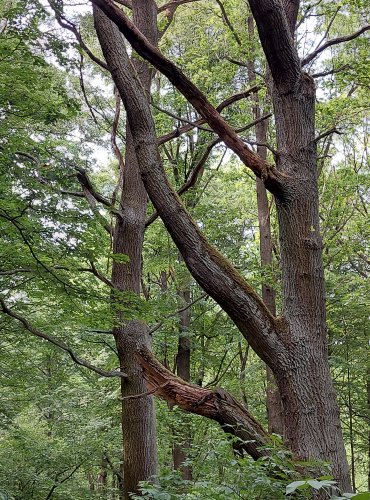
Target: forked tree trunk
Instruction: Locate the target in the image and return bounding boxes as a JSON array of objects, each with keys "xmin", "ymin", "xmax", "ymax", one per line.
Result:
[
  {"xmin": 92, "ymin": 0, "xmax": 352, "ymax": 492},
  {"xmin": 96, "ymin": 2, "xmax": 159, "ymax": 498}
]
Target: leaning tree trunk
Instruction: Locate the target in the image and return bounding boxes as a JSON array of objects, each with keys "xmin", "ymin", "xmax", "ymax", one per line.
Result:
[
  {"xmin": 94, "ymin": 2, "xmax": 159, "ymax": 498},
  {"xmin": 92, "ymin": 0, "xmax": 352, "ymax": 492}
]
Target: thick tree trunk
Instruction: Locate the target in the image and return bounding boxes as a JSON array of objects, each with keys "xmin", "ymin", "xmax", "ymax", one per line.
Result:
[
  {"xmin": 271, "ymin": 75, "xmax": 350, "ymax": 490},
  {"xmin": 94, "ymin": 2, "xmax": 158, "ymax": 498}
]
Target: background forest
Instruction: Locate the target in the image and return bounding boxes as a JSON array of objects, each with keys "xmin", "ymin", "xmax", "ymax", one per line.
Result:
[{"xmin": 0, "ymin": 0, "xmax": 369, "ymax": 498}]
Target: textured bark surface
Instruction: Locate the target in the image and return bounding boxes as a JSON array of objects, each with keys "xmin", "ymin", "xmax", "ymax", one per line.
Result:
[
  {"xmin": 249, "ymin": 1, "xmax": 350, "ymax": 489},
  {"xmin": 137, "ymin": 345, "xmax": 270, "ymax": 460},
  {"xmin": 94, "ymin": 3, "xmax": 158, "ymax": 498},
  {"xmin": 92, "ymin": 0, "xmax": 352, "ymax": 492}
]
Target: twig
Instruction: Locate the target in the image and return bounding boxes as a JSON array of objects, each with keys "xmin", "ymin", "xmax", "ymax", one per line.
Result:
[{"xmin": 152, "ymin": 102, "xmax": 213, "ymax": 132}]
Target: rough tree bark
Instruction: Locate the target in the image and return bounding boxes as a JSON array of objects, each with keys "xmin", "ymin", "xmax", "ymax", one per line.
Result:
[
  {"xmin": 92, "ymin": 0, "xmax": 352, "ymax": 492},
  {"xmin": 96, "ymin": 2, "xmax": 159, "ymax": 498}
]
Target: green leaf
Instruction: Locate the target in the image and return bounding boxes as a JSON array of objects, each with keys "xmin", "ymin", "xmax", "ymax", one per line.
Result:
[
  {"xmin": 109, "ymin": 253, "xmax": 130, "ymax": 263},
  {"xmin": 286, "ymin": 480, "xmax": 308, "ymax": 494}
]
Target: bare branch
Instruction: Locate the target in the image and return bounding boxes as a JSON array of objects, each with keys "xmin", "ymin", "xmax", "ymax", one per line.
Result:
[
  {"xmin": 87, "ymin": 260, "xmax": 115, "ymax": 288},
  {"xmin": 0, "ymin": 298, "xmax": 127, "ymax": 378},
  {"xmin": 158, "ymin": 0, "xmax": 201, "ymax": 14},
  {"xmin": 74, "ymin": 166, "xmax": 122, "ymax": 233},
  {"xmin": 45, "ymin": 464, "xmax": 82, "ymax": 500},
  {"xmin": 315, "ymin": 127, "xmax": 342, "ymax": 143},
  {"xmin": 47, "ymin": 1, "xmax": 109, "ymax": 70},
  {"xmin": 312, "ymin": 64, "xmax": 350, "ymax": 79},
  {"xmin": 302, "ymin": 25, "xmax": 370, "ymax": 67},
  {"xmin": 224, "ymin": 56, "xmax": 249, "ymax": 68},
  {"xmin": 152, "ymin": 102, "xmax": 213, "ymax": 132},
  {"xmin": 312, "ymin": 6, "xmax": 341, "ymax": 53}
]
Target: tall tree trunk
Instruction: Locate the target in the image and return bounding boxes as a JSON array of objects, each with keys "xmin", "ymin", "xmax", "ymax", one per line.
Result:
[
  {"xmin": 94, "ymin": 2, "xmax": 158, "ymax": 498},
  {"xmin": 271, "ymin": 73, "xmax": 349, "ymax": 488},
  {"xmin": 248, "ymin": 2, "xmax": 350, "ymax": 490},
  {"xmin": 246, "ymin": 16, "xmax": 284, "ymax": 436}
]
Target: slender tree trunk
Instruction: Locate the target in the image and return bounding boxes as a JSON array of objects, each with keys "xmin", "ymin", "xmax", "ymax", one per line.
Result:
[
  {"xmin": 346, "ymin": 340, "xmax": 356, "ymax": 492},
  {"xmin": 94, "ymin": 2, "xmax": 158, "ymax": 498},
  {"xmin": 246, "ymin": 15, "xmax": 284, "ymax": 436},
  {"xmin": 173, "ymin": 278, "xmax": 192, "ymax": 479},
  {"xmin": 97, "ymin": 455, "xmax": 108, "ymax": 494}
]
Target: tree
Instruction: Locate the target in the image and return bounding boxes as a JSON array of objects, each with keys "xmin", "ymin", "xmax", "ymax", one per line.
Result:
[{"xmin": 90, "ymin": 0, "xmax": 369, "ymax": 492}]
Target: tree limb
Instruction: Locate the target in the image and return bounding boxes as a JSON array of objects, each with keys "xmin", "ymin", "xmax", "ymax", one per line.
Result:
[
  {"xmin": 157, "ymin": 85, "xmax": 261, "ymax": 145},
  {"xmin": 0, "ymin": 298, "xmax": 127, "ymax": 378},
  {"xmin": 301, "ymin": 25, "xmax": 370, "ymax": 67},
  {"xmin": 137, "ymin": 345, "xmax": 271, "ymax": 459},
  {"xmin": 158, "ymin": 0, "xmax": 201, "ymax": 14}
]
